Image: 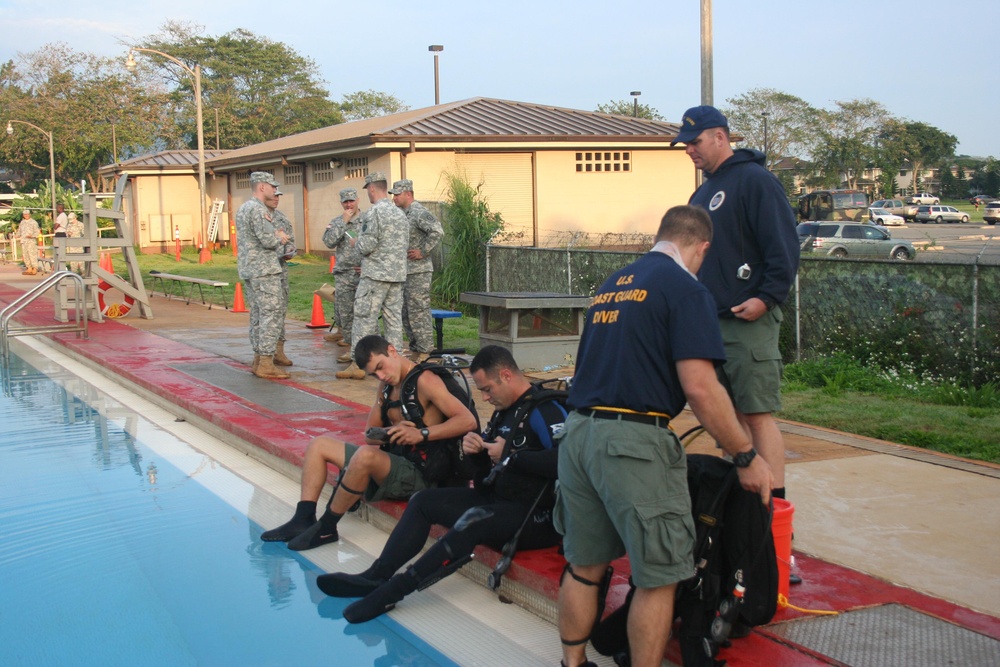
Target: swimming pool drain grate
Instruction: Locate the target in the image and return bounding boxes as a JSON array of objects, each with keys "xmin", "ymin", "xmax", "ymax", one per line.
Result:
[{"xmin": 766, "ymin": 603, "xmax": 1000, "ymax": 666}]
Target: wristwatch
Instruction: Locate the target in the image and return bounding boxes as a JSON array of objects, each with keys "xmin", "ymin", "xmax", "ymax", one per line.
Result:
[
  {"xmin": 760, "ymin": 296, "xmax": 777, "ymax": 311},
  {"xmin": 732, "ymin": 448, "xmax": 757, "ymax": 468},
  {"xmin": 420, "ymin": 427, "xmax": 430, "ymax": 442}
]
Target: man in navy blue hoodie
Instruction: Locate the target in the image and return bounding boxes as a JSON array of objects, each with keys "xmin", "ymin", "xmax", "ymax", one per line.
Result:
[{"xmin": 673, "ymin": 105, "xmax": 799, "ymax": 503}]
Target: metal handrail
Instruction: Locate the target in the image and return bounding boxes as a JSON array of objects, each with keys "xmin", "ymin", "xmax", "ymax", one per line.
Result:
[{"xmin": 1, "ymin": 271, "xmax": 89, "ymax": 360}]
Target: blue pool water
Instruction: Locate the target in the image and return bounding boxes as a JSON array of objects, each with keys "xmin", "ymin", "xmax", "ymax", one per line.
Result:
[{"xmin": 0, "ymin": 350, "xmax": 457, "ymax": 667}]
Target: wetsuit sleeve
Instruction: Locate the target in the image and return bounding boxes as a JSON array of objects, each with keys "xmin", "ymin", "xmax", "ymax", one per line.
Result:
[{"xmin": 508, "ymin": 400, "xmax": 568, "ymax": 479}]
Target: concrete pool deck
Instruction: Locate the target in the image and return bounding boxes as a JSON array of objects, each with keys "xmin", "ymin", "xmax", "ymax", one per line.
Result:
[{"xmin": 2, "ymin": 265, "xmax": 999, "ymax": 667}]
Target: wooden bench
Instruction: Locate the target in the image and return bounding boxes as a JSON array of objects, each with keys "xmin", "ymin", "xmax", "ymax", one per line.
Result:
[
  {"xmin": 431, "ymin": 308, "xmax": 464, "ymax": 354},
  {"xmin": 149, "ymin": 270, "xmax": 230, "ymax": 310}
]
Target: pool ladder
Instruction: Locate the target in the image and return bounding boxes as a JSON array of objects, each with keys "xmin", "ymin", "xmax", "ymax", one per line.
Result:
[{"xmin": 1, "ymin": 271, "xmax": 89, "ymax": 361}]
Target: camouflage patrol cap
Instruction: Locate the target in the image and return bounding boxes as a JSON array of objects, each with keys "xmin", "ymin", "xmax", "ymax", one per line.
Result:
[
  {"xmin": 339, "ymin": 187, "xmax": 358, "ymax": 202},
  {"xmin": 388, "ymin": 179, "xmax": 413, "ymax": 195},
  {"xmin": 250, "ymin": 171, "xmax": 280, "ymax": 187},
  {"xmin": 363, "ymin": 171, "xmax": 388, "ymax": 187}
]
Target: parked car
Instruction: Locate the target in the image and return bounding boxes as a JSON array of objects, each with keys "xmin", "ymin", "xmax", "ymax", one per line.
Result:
[
  {"xmin": 871, "ymin": 198, "xmax": 919, "ymax": 220},
  {"xmin": 797, "ymin": 222, "xmax": 915, "ymax": 260},
  {"xmin": 970, "ymin": 195, "xmax": 998, "ymax": 206},
  {"xmin": 984, "ymin": 202, "xmax": 1000, "ymax": 225},
  {"xmin": 868, "ymin": 207, "xmax": 905, "ymax": 226},
  {"xmin": 907, "ymin": 193, "xmax": 940, "ymax": 205},
  {"xmin": 914, "ymin": 205, "xmax": 969, "ymax": 224}
]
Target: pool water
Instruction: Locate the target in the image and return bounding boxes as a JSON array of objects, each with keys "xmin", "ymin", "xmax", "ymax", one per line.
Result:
[{"xmin": 0, "ymin": 348, "xmax": 457, "ymax": 667}]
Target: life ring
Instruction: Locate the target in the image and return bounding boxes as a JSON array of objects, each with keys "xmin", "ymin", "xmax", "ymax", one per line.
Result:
[{"xmin": 97, "ymin": 280, "xmax": 135, "ymax": 318}]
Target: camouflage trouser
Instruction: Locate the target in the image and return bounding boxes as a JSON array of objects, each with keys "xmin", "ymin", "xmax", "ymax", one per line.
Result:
[
  {"xmin": 352, "ymin": 277, "xmax": 404, "ymax": 353},
  {"xmin": 278, "ymin": 266, "xmax": 289, "ymax": 342},
  {"xmin": 21, "ymin": 240, "xmax": 38, "ymax": 270},
  {"xmin": 245, "ymin": 273, "xmax": 284, "ymax": 356},
  {"xmin": 334, "ymin": 270, "xmax": 361, "ymax": 343},
  {"xmin": 403, "ymin": 271, "xmax": 435, "ymax": 353}
]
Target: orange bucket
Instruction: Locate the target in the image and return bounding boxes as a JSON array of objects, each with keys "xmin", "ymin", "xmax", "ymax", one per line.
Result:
[{"xmin": 772, "ymin": 498, "xmax": 795, "ymax": 601}]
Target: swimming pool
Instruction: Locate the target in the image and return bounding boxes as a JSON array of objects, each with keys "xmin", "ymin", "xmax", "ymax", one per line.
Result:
[
  {"xmin": 0, "ymin": 345, "xmax": 459, "ymax": 667},
  {"xmin": 1, "ymin": 339, "xmax": 584, "ymax": 667}
]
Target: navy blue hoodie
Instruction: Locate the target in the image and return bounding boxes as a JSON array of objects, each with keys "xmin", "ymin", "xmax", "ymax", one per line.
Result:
[{"xmin": 689, "ymin": 149, "xmax": 799, "ymax": 316}]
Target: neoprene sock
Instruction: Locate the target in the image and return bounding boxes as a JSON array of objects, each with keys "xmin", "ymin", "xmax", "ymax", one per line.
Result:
[
  {"xmin": 343, "ymin": 568, "xmax": 421, "ymax": 624},
  {"xmin": 260, "ymin": 501, "xmax": 317, "ymax": 542},
  {"xmin": 287, "ymin": 508, "xmax": 341, "ymax": 551},
  {"xmin": 316, "ymin": 559, "xmax": 391, "ymax": 598}
]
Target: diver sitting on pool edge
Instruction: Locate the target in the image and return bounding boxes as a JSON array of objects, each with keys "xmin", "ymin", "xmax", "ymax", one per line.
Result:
[
  {"xmin": 317, "ymin": 345, "xmax": 567, "ymax": 623},
  {"xmin": 260, "ymin": 334, "xmax": 478, "ymax": 550}
]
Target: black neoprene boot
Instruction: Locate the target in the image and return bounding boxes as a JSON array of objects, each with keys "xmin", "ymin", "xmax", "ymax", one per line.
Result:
[
  {"xmin": 287, "ymin": 508, "xmax": 341, "ymax": 551},
  {"xmin": 316, "ymin": 559, "xmax": 392, "ymax": 597},
  {"xmin": 343, "ymin": 568, "xmax": 420, "ymax": 623},
  {"xmin": 260, "ymin": 501, "xmax": 317, "ymax": 542}
]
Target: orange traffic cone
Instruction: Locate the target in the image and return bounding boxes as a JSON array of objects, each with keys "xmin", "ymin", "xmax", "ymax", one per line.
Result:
[
  {"xmin": 232, "ymin": 282, "xmax": 248, "ymax": 313},
  {"xmin": 101, "ymin": 252, "xmax": 113, "ymax": 273},
  {"xmin": 329, "ymin": 255, "xmax": 336, "ymax": 272},
  {"xmin": 306, "ymin": 293, "xmax": 330, "ymax": 329}
]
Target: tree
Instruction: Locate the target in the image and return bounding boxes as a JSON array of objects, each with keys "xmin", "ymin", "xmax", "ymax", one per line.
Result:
[
  {"xmin": 879, "ymin": 120, "xmax": 957, "ymax": 196},
  {"xmin": 810, "ymin": 99, "xmax": 892, "ymax": 190},
  {"xmin": 339, "ymin": 90, "xmax": 410, "ymax": 121},
  {"xmin": 0, "ymin": 43, "xmax": 178, "ymax": 193},
  {"xmin": 135, "ymin": 22, "xmax": 344, "ymax": 149},
  {"xmin": 723, "ymin": 88, "xmax": 820, "ymax": 170},
  {"xmin": 594, "ymin": 99, "xmax": 664, "ymax": 120}
]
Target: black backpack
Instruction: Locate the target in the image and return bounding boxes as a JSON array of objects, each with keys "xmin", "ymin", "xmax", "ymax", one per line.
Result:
[
  {"xmin": 592, "ymin": 453, "xmax": 778, "ymax": 667},
  {"xmin": 380, "ymin": 356, "xmax": 483, "ymax": 484}
]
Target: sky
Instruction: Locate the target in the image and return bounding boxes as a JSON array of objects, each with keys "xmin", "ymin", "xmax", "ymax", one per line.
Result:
[{"xmin": 2, "ymin": 0, "xmax": 997, "ymax": 158}]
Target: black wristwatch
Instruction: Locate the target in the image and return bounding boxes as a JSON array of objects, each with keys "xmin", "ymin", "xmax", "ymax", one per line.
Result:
[
  {"xmin": 420, "ymin": 427, "xmax": 430, "ymax": 442},
  {"xmin": 732, "ymin": 448, "xmax": 757, "ymax": 468},
  {"xmin": 760, "ymin": 296, "xmax": 777, "ymax": 311}
]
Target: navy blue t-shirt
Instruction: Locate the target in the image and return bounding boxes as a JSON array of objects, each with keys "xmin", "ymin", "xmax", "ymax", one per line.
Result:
[{"xmin": 568, "ymin": 252, "xmax": 725, "ymax": 417}]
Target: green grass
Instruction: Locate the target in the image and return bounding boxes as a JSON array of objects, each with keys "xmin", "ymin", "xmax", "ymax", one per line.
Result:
[
  {"xmin": 114, "ymin": 248, "xmax": 485, "ymax": 354},
  {"xmin": 780, "ymin": 355, "xmax": 1000, "ymax": 463}
]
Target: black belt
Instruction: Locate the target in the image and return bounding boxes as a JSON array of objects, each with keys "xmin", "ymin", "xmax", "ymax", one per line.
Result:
[{"xmin": 576, "ymin": 408, "xmax": 671, "ymax": 428}]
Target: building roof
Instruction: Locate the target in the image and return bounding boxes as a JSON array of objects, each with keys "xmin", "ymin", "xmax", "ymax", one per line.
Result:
[
  {"xmin": 206, "ymin": 97, "xmax": 684, "ymax": 170},
  {"xmin": 100, "ymin": 149, "xmax": 230, "ymax": 174}
]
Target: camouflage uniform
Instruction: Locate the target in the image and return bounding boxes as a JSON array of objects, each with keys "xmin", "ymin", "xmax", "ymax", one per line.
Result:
[
  {"xmin": 353, "ymin": 177, "xmax": 409, "ymax": 353},
  {"xmin": 400, "ymin": 197, "xmax": 443, "ymax": 353},
  {"xmin": 18, "ymin": 213, "xmax": 40, "ymax": 273},
  {"xmin": 236, "ymin": 186, "xmax": 284, "ymax": 357},
  {"xmin": 65, "ymin": 214, "xmax": 85, "ymax": 273},
  {"xmin": 322, "ymin": 188, "xmax": 363, "ymax": 343},
  {"xmin": 271, "ymin": 205, "xmax": 295, "ymax": 344}
]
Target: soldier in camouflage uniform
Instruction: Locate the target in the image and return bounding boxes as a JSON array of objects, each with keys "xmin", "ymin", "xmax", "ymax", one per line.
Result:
[
  {"xmin": 322, "ymin": 188, "xmax": 363, "ymax": 363},
  {"xmin": 236, "ymin": 172, "xmax": 292, "ymax": 380},
  {"xmin": 269, "ymin": 188, "xmax": 296, "ymax": 367},
  {"xmin": 18, "ymin": 210, "xmax": 40, "ymax": 276},
  {"xmin": 390, "ymin": 179, "xmax": 443, "ymax": 362},
  {"xmin": 336, "ymin": 172, "xmax": 409, "ymax": 380}
]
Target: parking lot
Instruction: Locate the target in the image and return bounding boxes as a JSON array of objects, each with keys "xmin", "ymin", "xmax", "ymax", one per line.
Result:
[{"xmin": 887, "ymin": 222, "xmax": 1000, "ymax": 264}]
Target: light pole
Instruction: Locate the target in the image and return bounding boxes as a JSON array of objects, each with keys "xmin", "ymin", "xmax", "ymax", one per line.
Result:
[
  {"xmin": 127, "ymin": 47, "xmax": 210, "ymax": 263},
  {"xmin": 761, "ymin": 110, "xmax": 770, "ymax": 169},
  {"xmin": 428, "ymin": 45, "xmax": 443, "ymax": 105},
  {"xmin": 6, "ymin": 120, "xmax": 56, "ymax": 223},
  {"xmin": 630, "ymin": 91, "xmax": 641, "ymax": 118}
]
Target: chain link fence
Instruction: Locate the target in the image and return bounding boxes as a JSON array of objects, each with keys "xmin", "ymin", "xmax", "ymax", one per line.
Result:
[{"xmin": 486, "ymin": 243, "xmax": 1000, "ymax": 387}]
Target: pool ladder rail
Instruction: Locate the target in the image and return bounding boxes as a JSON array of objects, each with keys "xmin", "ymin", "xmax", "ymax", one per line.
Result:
[{"xmin": 1, "ymin": 271, "xmax": 90, "ymax": 361}]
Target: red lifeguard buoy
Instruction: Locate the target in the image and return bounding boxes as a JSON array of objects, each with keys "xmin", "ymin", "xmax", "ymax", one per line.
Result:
[{"xmin": 96, "ymin": 280, "xmax": 135, "ymax": 318}]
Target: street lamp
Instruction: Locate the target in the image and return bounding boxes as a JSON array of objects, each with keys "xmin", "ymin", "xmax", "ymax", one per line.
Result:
[
  {"xmin": 127, "ymin": 47, "xmax": 210, "ymax": 263},
  {"xmin": 428, "ymin": 45, "xmax": 443, "ymax": 105},
  {"xmin": 630, "ymin": 91, "xmax": 642, "ymax": 118},
  {"xmin": 6, "ymin": 120, "xmax": 57, "ymax": 224},
  {"xmin": 761, "ymin": 110, "xmax": 770, "ymax": 169}
]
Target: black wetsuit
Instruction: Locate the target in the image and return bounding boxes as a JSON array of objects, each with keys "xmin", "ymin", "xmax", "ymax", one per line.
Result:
[{"xmin": 367, "ymin": 388, "xmax": 567, "ymax": 583}]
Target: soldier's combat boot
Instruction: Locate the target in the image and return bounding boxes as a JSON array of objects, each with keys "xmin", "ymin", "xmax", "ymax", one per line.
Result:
[
  {"xmin": 274, "ymin": 341, "xmax": 293, "ymax": 366},
  {"xmin": 335, "ymin": 362, "xmax": 366, "ymax": 380},
  {"xmin": 252, "ymin": 354, "xmax": 260, "ymax": 374},
  {"xmin": 323, "ymin": 330, "xmax": 344, "ymax": 343},
  {"xmin": 255, "ymin": 355, "xmax": 291, "ymax": 379}
]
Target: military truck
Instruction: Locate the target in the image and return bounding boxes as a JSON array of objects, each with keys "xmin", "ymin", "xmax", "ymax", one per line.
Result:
[{"xmin": 797, "ymin": 189, "xmax": 869, "ymax": 222}]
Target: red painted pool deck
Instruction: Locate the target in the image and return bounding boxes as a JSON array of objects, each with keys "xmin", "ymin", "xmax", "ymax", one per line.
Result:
[{"xmin": 3, "ymin": 272, "xmax": 999, "ymax": 667}]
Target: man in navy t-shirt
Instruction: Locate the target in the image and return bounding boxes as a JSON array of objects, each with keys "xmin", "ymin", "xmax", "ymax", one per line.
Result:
[{"xmin": 555, "ymin": 205, "xmax": 773, "ymax": 667}]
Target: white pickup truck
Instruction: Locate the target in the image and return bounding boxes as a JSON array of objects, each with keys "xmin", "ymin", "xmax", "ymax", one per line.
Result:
[{"xmin": 907, "ymin": 192, "xmax": 940, "ymax": 205}]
